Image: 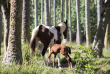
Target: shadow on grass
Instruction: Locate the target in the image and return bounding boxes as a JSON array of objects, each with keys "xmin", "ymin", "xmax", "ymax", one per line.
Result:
[{"xmin": 47, "ymin": 57, "xmax": 76, "ymax": 68}]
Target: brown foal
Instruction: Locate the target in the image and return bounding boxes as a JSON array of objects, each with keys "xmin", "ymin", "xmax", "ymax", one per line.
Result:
[{"xmin": 48, "ymin": 44, "xmax": 72, "ymax": 68}]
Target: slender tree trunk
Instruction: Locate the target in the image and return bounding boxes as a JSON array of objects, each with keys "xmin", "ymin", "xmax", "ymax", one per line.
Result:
[
  {"xmin": 35, "ymin": 0, "xmax": 38, "ymax": 27},
  {"xmin": 85, "ymin": 0, "xmax": 90, "ymax": 47},
  {"xmin": 22, "ymin": 0, "xmax": 31, "ymax": 44},
  {"xmin": 61, "ymin": 0, "xmax": 64, "ymax": 22},
  {"xmin": 3, "ymin": 0, "xmax": 23, "ymax": 65},
  {"xmin": 76, "ymin": 0, "xmax": 81, "ymax": 45},
  {"xmin": 1, "ymin": 0, "xmax": 10, "ymax": 52},
  {"xmin": 97, "ymin": 0, "xmax": 101, "ymax": 27},
  {"xmin": 0, "ymin": 12, "xmax": 2, "ymax": 55},
  {"xmin": 104, "ymin": 24, "xmax": 110, "ymax": 50},
  {"xmin": 63, "ymin": 0, "xmax": 68, "ymax": 42},
  {"xmin": 41, "ymin": 0, "xmax": 43, "ymax": 24},
  {"xmin": 69, "ymin": 0, "xmax": 72, "ymax": 41},
  {"xmin": 45, "ymin": 0, "xmax": 49, "ymax": 26},
  {"xmin": 54, "ymin": 0, "xmax": 56, "ymax": 26},
  {"xmin": 92, "ymin": 0, "xmax": 110, "ymax": 57},
  {"xmin": 49, "ymin": 0, "xmax": 51, "ymax": 26},
  {"xmin": 65, "ymin": 0, "xmax": 68, "ymax": 20}
]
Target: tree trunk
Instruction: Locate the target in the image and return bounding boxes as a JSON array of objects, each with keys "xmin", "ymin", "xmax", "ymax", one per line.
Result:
[
  {"xmin": 35, "ymin": 0, "xmax": 38, "ymax": 27},
  {"xmin": 53, "ymin": 0, "xmax": 56, "ymax": 26},
  {"xmin": 49, "ymin": 0, "xmax": 51, "ymax": 26},
  {"xmin": 97, "ymin": 0, "xmax": 101, "ymax": 27},
  {"xmin": 61, "ymin": 0, "xmax": 64, "ymax": 22},
  {"xmin": 22, "ymin": 0, "xmax": 31, "ymax": 44},
  {"xmin": 3, "ymin": 0, "xmax": 23, "ymax": 65},
  {"xmin": 65, "ymin": 0, "xmax": 68, "ymax": 20},
  {"xmin": 1, "ymin": 0, "xmax": 10, "ymax": 52},
  {"xmin": 104, "ymin": 24, "xmax": 110, "ymax": 50},
  {"xmin": 63, "ymin": 0, "xmax": 68, "ymax": 42},
  {"xmin": 92, "ymin": 0, "xmax": 110, "ymax": 57},
  {"xmin": 0, "ymin": 12, "xmax": 2, "ymax": 55},
  {"xmin": 85, "ymin": 0, "xmax": 90, "ymax": 47},
  {"xmin": 45, "ymin": 0, "xmax": 49, "ymax": 26},
  {"xmin": 76, "ymin": 0, "xmax": 81, "ymax": 45},
  {"xmin": 69, "ymin": 0, "xmax": 72, "ymax": 41},
  {"xmin": 41, "ymin": 0, "xmax": 43, "ymax": 24}
]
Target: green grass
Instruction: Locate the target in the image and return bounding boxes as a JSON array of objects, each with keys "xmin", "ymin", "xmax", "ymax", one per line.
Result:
[{"xmin": 0, "ymin": 42, "xmax": 110, "ymax": 74}]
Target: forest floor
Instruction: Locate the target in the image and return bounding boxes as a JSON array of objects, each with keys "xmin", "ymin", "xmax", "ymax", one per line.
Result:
[{"xmin": 0, "ymin": 42, "xmax": 110, "ymax": 74}]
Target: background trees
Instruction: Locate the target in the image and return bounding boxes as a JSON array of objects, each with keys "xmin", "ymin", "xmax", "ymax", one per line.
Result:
[
  {"xmin": 92, "ymin": 0, "xmax": 110, "ymax": 57},
  {"xmin": 76, "ymin": 0, "xmax": 81, "ymax": 45},
  {"xmin": 45, "ymin": 0, "xmax": 49, "ymax": 26},
  {"xmin": 1, "ymin": 0, "xmax": 10, "ymax": 52},
  {"xmin": 0, "ymin": 0, "xmax": 110, "ymax": 66},
  {"xmin": 0, "ymin": 12, "xmax": 2, "ymax": 55},
  {"xmin": 85, "ymin": 0, "xmax": 90, "ymax": 47},
  {"xmin": 54, "ymin": 0, "xmax": 56, "ymax": 26},
  {"xmin": 22, "ymin": 0, "xmax": 31, "ymax": 44},
  {"xmin": 69, "ymin": 0, "xmax": 72, "ymax": 41},
  {"xmin": 35, "ymin": 0, "xmax": 38, "ymax": 27}
]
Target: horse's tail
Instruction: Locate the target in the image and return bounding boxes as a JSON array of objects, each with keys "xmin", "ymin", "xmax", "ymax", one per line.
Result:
[
  {"xmin": 30, "ymin": 26, "xmax": 39, "ymax": 53},
  {"xmin": 67, "ymin": 47, "xmax": 71, "ymax": 54}
]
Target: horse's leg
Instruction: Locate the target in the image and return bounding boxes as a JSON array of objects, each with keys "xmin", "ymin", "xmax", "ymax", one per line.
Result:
[
  {"xmin": 48, "ymin": 51, "xmax": 53, "ymax": 66},
  {"xmin": 53, "ymin": 54, "xmax": 56, "ymax": 67},
  {"xmin": 64, "ymin": 54, "xmax": 71, "ymax": 68},
  {"xmin": 57, "ymin": 53, "xmax": 61, "ymax": 68},
  {"xmin": 42, "ymin": 46, "xmax": 48, "ymax": 66},
  {"xmin": 68, "ymin": 55, "xmax": 72, "ymax": 68},
  {"xmin": 49, "ymin": 47, "xmax": 51, "ymax": 63}
]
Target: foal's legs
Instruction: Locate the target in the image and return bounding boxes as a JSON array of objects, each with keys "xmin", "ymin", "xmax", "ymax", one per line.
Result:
[
  {"xmin": 68, "ymin": 55, "xmax": 72, "ymax": 68},
  {"xmin": 48, "ymin": 51, "xmax": 53, "ymax": 63},
  {"xmin": 53, "ymin": 54, "xmax": 56, "ymax": 67},
  {"xmin": 64, "ymin": 54, "xmax": 72, "ymax": 68}
]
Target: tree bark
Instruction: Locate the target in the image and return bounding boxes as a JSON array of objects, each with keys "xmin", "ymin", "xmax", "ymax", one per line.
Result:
[
  {"xmin": 104, "ymin": 24, "xmax": 110, "ymax": 50},
  {"xmin": 22, "ymin": 0, "xmax": 31, "ymax": 44},
  {"xmin": 63, "ymin": 0, "xmax": 68, "ymax": 42},
  {"xmin": 65, "ymin": 0, "xmax": 68, "ymax": 20},
  {"xmin": 54, "ymin": 0, "xmax": 56, "ymax": 26},
  {"xmin": 45, "ymin": 0, "xmax": 49, "ymax": 26},
  {"xmin": 1, "ymin": 0, "xmax": 10, "ymax": 52},
  {"xmin": 35, "ymin": 0, "xmax": 38, "ymax": 27},
  {"xmin": 92, "ymin": 0, "xmax": 110, "ymax": 57},
  {"xmin": 3, "ymin": 0, "xmax": 23, "ymax": 65},
  {"xmin": 85, "ymin": 0, "xmax": 90, "ymax": 47},
  {"xmin": 61, "ymin": 0, "xmax": 64, "ymax": 22},
  {"xmin": 49, "ymin": 0, "xmax": 51, "ymax": 26},
  {"xmin": 76, "ymin": 0, "xmax": 81, "ymax": 45},
  {"xmin": 0, "ymin": 12, "xmax": 2, "ymax": 55},
  {"xmin": 41, "ymin": 0, "xmax": 43, "ymax": 24},
  {"xmin": 69, "ymin": 0, "xmax": 72, "ymax": 41},
  {"xmin": 97, "ymin": 0, "xmax": 101, "ymax": 27}
]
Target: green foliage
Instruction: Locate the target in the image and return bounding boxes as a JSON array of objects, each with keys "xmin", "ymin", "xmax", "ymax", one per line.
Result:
[
  {"xmin": 29, "ymin": 0, "xmax": 97, "ymax": 41},
  {"xmin": 74, "ymin": 46, "xmax": 98, "ymax": 73}
]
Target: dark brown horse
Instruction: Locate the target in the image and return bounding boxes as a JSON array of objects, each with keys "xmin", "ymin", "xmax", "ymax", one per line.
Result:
[
  {"xmin": 30, "ymin": 20, "xmax": 68, "ymax": 68},
  {"xmin": 48, "ymin": 44, "xmax": 72, "ymax": 68}
]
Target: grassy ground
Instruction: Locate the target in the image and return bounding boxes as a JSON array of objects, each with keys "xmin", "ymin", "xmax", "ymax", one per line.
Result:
[{"xmin": 0, "ymin": 42, "xmax": 110, "ymax": 74}]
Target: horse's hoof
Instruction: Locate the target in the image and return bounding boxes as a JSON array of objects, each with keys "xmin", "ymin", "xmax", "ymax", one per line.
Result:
[{"xmin": 59, "ymin": 66, "xmax": 61, "ymax": 69}]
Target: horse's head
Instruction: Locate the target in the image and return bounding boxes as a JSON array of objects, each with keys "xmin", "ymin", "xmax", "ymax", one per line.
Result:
[{"xmin": 63, "ymin": 19, "xmax": 68, "ymax": 39}]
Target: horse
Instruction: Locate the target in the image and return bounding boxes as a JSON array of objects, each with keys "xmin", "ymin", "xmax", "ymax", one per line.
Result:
[
  {"xmin": 30, "ymin": 20, "xmax": 68, "ymax": 68},
  {"xmin": 48, "ymin": 44, "xmax": 72, "ymax": 68}
]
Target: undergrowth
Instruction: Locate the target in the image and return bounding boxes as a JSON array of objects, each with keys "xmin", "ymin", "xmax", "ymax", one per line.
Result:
[{"xmin": 0, "ymin": 42, "xmax": 110, "ymax": 74}]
